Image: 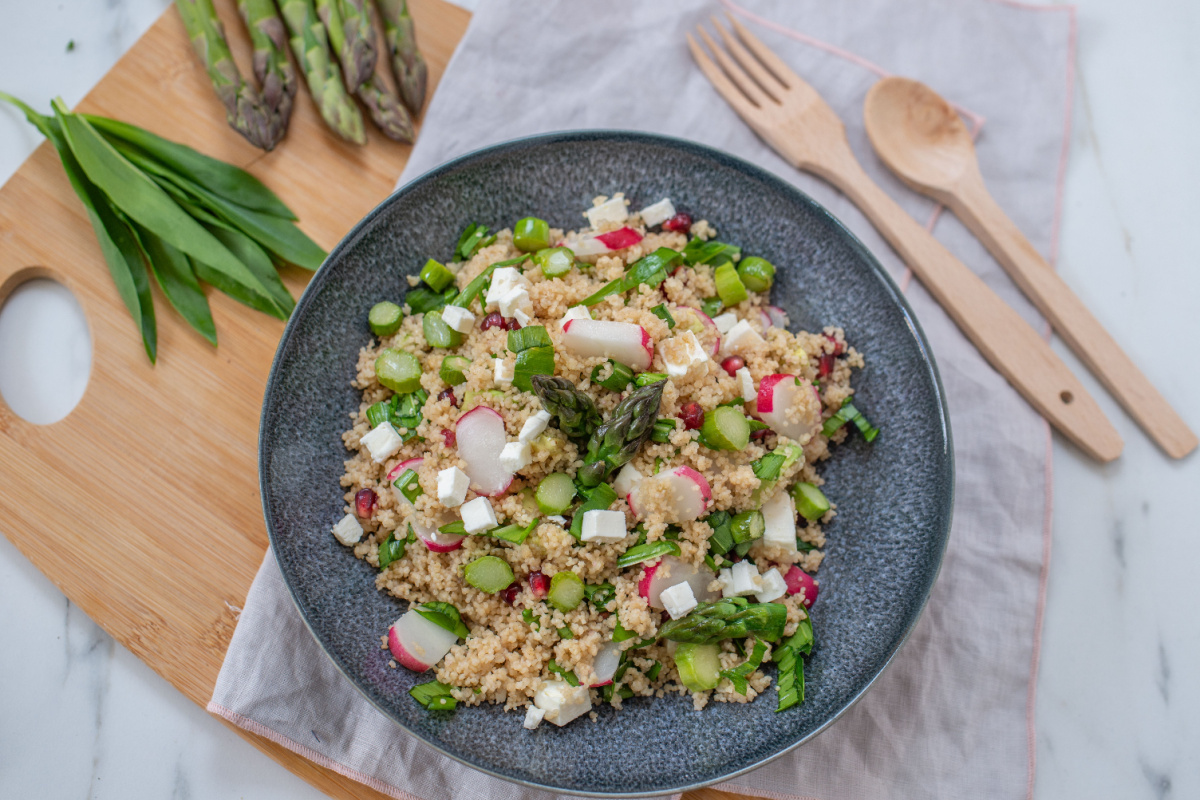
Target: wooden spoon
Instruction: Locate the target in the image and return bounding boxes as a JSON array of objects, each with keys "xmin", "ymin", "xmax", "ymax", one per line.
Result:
[{"xmin": 864, "ymin": 77, "xmax": 1197, "ymax": 459}]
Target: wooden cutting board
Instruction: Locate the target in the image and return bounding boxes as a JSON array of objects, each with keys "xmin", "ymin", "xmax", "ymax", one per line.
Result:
[{"xmin": 0, "ymin": 3, "xmax": 752, "ymax": 799}]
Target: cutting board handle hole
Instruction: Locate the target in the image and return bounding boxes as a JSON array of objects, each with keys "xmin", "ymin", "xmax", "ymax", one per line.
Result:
[{"xmin": 0, "ymin": 269, "xmax": 91, "ymax": 425}]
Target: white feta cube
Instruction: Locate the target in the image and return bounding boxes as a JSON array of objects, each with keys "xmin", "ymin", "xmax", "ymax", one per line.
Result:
[
  {"xmin": 560, "ymin": 305, "xmax": 591, "ymax": 329},
  {"xmin": 534, "ymin": 679, "xmax": 592, "ymax": 727},
  {"xmin": 585, "ymin": 194, "xmax": 628, "ymax": 228},
  {"xmin": 360, "ymin": 421, "xmax": 403, "ymax": 463},
  {"xmin": 513, "ymin": 307, "xmax": 534, "ymax": 327},
  {"xmin": 441, "ymin": 305, "xmax": 476, "ymax": 333},
  {"xmin": 755, "ymin": 567, "xmax": 788, "ymax": 603},
  {"xmin": 661, "ymin": 330, "xmax": 709, "ymax": 378},
  {"xmin": 638, "ymin": 197, "xmax": 676, "ymax": 228},
  {"xmin": 718, "ymin": 568, "xmax": 737, "ymax": 599},
  {"xmin": 332, "ymin": 513, "xmax": 363, "ymax": 546},
  {"xmin": 460, "ymin": 496, "xmax": 498, "ymax": 534},
  {"xmin": 659, "ymin": 580, "xmax": 698, "ymax": 620},
  {"xmin": 613, "ymin": 463, "xmax": 644, "ymax": 498},
  {"xmin": 580, "ymin": 509, "xmax": 628, "ymax": 544},
  {"xmin": 721, "ymin": 320, "xmax": 765, "ymax": 355},
  {"xmin": 547, "ymin": 515, "xmax": 567, "ymax": 525},
  {"xmin": 499, "ymin": 440, "xmax": 532, "ymax": 472},
  {"xmin": 519, "ymin": 410, "xmax": 551, "ymax": 443},
  {"xmin": 494, "ymin": 358, "xmax": 514, "ymax": 388},
  {"xmin": 711, "ymin": 312, "xmax": 739, "ymax": 334},
  {"xmin": 436, "ymin": 466, "xmax": 470, "ymax": 508},
  {"xmin": 498, "ymin": 286, "xmax": 532, "ymax": 318},
  {"xmin": 727, "ymin": 560, "xmax": 764, "ymax": 596},
  {"xmin": 523, "ymin": 704, "xmax": 546, "ymax": 730},
  {"xmin": 484, "ymin": 266, "xmax": 527, "ymax": 307},
  {"xmin": 761, "ymin": 490, "xmax": 798, "ymax": 552},
  {"xmin": 736, "ymin": 367, "xmax": 757, "ymax": 402}
]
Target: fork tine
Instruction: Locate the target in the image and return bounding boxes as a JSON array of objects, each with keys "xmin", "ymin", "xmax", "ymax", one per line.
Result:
[
  {"xmin": 686, "ymin": 32, "xmax": 761, "ymax": 120},
  {"xmin": 725, "ymin": 13, "xmax": 801, "ymax": 90},
  {"xmin": 711, "ymin": 17, "xmax": 783, "ymax": 102},
  {"xmin": 696, "ymin": 26, "xmax": 771, "ymax": 108}
]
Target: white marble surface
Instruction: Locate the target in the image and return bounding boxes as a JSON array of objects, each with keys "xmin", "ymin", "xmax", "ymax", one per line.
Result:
[{"xmin": 1, "ymin": 0, "xmax": 1197, "ymax": 798}]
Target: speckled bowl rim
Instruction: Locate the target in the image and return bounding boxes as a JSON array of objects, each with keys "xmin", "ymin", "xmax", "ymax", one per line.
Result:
[{"xmin": 259, "ymin": 130, "xmax": 954, "ymax": 797}]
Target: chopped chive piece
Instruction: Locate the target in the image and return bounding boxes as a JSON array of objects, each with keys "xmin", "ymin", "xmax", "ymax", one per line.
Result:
[
  {"xmin": 420, "ymin": 258, "xmax": 455, "ymax": 292},
  {"xmin": 439, "ymin": 354, "xmax": 471, "ymax": 386},
  {"xmin": 547, "ymin": 659, "xmax": 580, "ymax": 686},
  {"xmin": 617, "ymin": 540, "xmax": 681, "ymax": 569},
  {"xmin": 375, "ymin": 349, "xmax": 422, "ymax": 393},
  {"xmin": 601, "ymin": 683, "xmax": 635, "ymax": 702},
  {"xmin": 404, "ymin": 285, "xmax": 454, "ymax": 315},
  {"xmin": 449, "ymin": 262, "xmax": 502, "ymax": 310},
  {"xmin": 797, "ymin": 538, "xmax": 818, "ymax": 552},
  {"xmin": 392, "ymin": 468, "xmax": 422, "ymax": 503},
  {"xmin": 522, "ymin": 608, "xmax": 540, "ymax": 629},
  {"xmin": 698, "ymin": 405, "xmax": 751, "ymax": 451},
  {"xmin": 507, "ymin": 325, "xmax": 552, "ymax": 352},
  {"xmin": 714, "ymin": 262, "xmax": 749, "ymax": 306},
  {"xmin": 650, "ymin": 417, "xmax": 676, "ymax": 444},
  {"xmin": 410, "ymin": 680, "xmax": 457, "ymax": 711},
  {"xmin": 791, "ymin": 482, "xmax": 831, "ymax": 521},
  {"xmin": 590, "ymin": 359, "xmax": 634, "ymax": 392},
  {"xmin": 733, "ymin": 539, "xmax": 755, "ymax": 558},
  {"xmin": 535, "ymin": 472, "xmax": 576, "ymax": 515},
  {"xmin": 558, "ymin": 627, "xmax": 574, "ymax": 639},
  {"xmin": 422, "ymin": 309, "xmax": 463, "ymax": 349},
  {"xmin": 415, "ymin": 601, "xmax": 470, "ymax": 639},
  {"xmin": 635, "ymin": 372, "xmax": 668, "ymax": 387},
  {"xmin": 674, "ymin": 642, "xmax": 722, "ymax": 691},
  {"xmin": 645, "ymin": 660, "xmax": 662, "ymax": 681},
  {"xmin": 365, "ymin": 398, "xmax": 393, "ymax": 429},
  {"xmin": 568, "ymin": 483, "xmax": 618, "ymax": 540},
  {"xmin": 729, "ymin": 510, "xmax": 764, "ymax": 544},
  {"xmin": 462, "ymin": 555, "xmax": 515, "ymax": 593},
  {"xmin": 513, "ymin": 345, "xmax": 555, "ymax": 392},
  {"xmin": 775, "ymin": 617, "xmax": 813, "ymax": 712},
  {"xmin": 737, "ymin": 257, "xmax": 776, "ymax": 292},
  {"xmin": 822, "ymin": 399, "xmax": 879, "ymax": 442},
  {"xmin": 378, "ymin": 525, "xmax": 416, "ymax": 570},
  {"xmin": 612, "ymin": 616, "xmax": 638, "ymax": 642},
  {"xmin": 651, "ymin": 303, "xmax": 675, "ymax": 329},
  {"xmin": 439, "ymin": 520, "xmax": 467, "ymax": 536},
  {"xmin": 534, "ymin": 246, "xmax": 574, "ymax": 278},
  {"xmin": 583, "ymin": 582, "xmax": 616, "ymax": 609},
  {"xmin": 682, "ymin": 237, "xmax": 741, "ymax": 267},
  {"xmin": 704, "ymin": 554, "xmax": 718, "ymax": 572},
  {"xmin": 705, "ymin": 511, "xmax": 734, "ymax": 556},
  {"xmin": 700, "ymin": 296, "xmax": 723, "ymax": 318},
  {"xmin": 720, "ymin": 638, "xmax": 768, "ymax": 695},
  {"xmin": 751, "ymin": 451, "xmax": 786, "ymax": 482},
  {"xmin": 369, "ymin": 301, "xmax": 403, "ymax": 336},
  {"xmin": 548, "ymin": 571, "xmax": 585, "ymax": 612},
  {"xmin": 455, "ymin": 223, "xmax": 492, "ymax": 260}
]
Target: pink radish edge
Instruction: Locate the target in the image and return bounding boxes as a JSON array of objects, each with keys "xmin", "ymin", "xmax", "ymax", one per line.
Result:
[
  {"xmin": 756, "ymin": 374, "xmax": 795, "ymax": 413},
  {"xmin": 595, "ymin": 226, "xmax": 643, "ymax": 250},
  {"xmin": 783, "ymin": 565, "xmax": 819, "ymax": 608},
  {"xmin": 669, "ymin": 465, "xmax": 713, "ymax": 502},
  {"xmin": 387, "ymin": 625, "xmax": 431, "ymax": 671},
  {"xmin": 692, "ymin": 308, "xmax": 721, "ymax": 356},
  {"xmin": 414, "ymin": 525, "xmax": 465, "ymax": 553},
  {"xmin": 637, "ymin": 562, "xmax": 658, "ymax": 601},
  {"xmin": 386, "ymin": 456, "xmax": 424, "ymax": 484}
]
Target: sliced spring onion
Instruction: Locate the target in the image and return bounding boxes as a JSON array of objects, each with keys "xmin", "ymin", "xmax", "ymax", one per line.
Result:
[
  {"xmin": 645, "ymin": 660, "xmax": 662, "ymax": 681},
  {"xmin": 736, "ymin": 256, "xmax": 776, "ymax": 292},
  {"xmin": 700, "ymin": 296, "xmax": 723, "ymax": 318},
  {"xmin": 415, "ymin": 601, "xmax": 470, "ymax": 639},
  {"xmin": 439, "ymin": 520, "xmax": 467, "ymax": 536},
  {"xmin": 462, "ymin": 555, "xmax": 515, "ymax": 593},
  {"xmin": 568, "ymin": 482, "xmax": 618, "ymax": 540},
  {"xmin": 714, "ymin": 262, "xmax": 749, "ymax": 306},
  {"xmin": 733, "ymin": 539, "xmax": 755, "ymax": 558},
  {"xmin": 410, "ymin": 680, "xmax": 457, "ymax": 711},
  {"xmin": 375, "ymin": 349, "xmax": 422, "ymax": 393},
  {"xmin": 392, "ymin": 469, "xmax": 421, "ymax": 503},
  {"xmin": 422, "ymin": 310, "xmax": 463, "ymax": 349},
  {"xmin": 579, "ymin": 247, "xmax": 682, "ymax": 306},
  {"xmin": 682, "ymin": 237, "xmax": 741, "ymax": 267},
  {"xmin": 369, "ymin": 301, "xmax": 403, "ymax": 336},
  {"xmin": 547, "ymin": 570, "xmax": 584, "ymax": 612},
  {"xmin": 791, "ymin": 482, "xmax": 831, "ymax": 521},
  {"xmin": 420, "ymin": 258, "xmax": 456, "ymax": 292},
  {"xmin": 507, "ymin": 325, "xmax": 552, "ymax": 352},
  {"xmin": 378, "ymin": 525, "xmax": 415, "ymax": 570},
  {"xmin": 720, "ymin": 638, "xmax": 768, "ymax": 695},
  {"xmin": 513, "ymin": 345, "xmax": 555, "ymax": 392},
  {"xmin": 612, "ymin": 616, "xmax": 638, "ymax": 642},
  {"xmin": 705, "ymin": 511, "xmax": 734, "ymax": 556},
  {"xmin": 590, "ymin": 359, "xmax": 634, "ymax": 392},
  {"xmin": 751, "ymin": 451, "xmax": 786, "ymax": 482},
  {"xmin": 439, "ymin": 354, "xmax": 471, "ymax": 386},
  {"xmin": 513, "ymin": 217, "xmax": 551, "ymax": 252},
  {"xmin": 394, "ymin": 389, "xmax": 427, "ymax": 443},
  {"xmin": 583, "ymin": 582, "xmax": 616, "ymax": 609},
  {"xmin": 774, "ymin": 617, "xmax": 813, "ymax": 712},
  {"xmin": 404, "ymin": 285, "xmax": 455, "ymax": 315},
  {"xmin": 365, "ymin": 398, "xmax": 394, "ymax": 429},
  {"xmin": 635, "ymin": 372, "xmax": 668, "ymax": 387},
  {"xmin": 547, "ymin": 659, "xmax": 580, "ymax": 686},
  {"xmin": 822, "ymin": 399, "xmax": 880, "ymax": 442},
  {"xmin": 650, "ymin": 417, "xmax": 676, "ymax": 443},
  {"xmin": 534, "ymin": 246, "xmax": 574, "ymax": 278},
  {"xmin": 729, "ymin": 510, "xmax": 765, "ymax": 544},
  {"xmin": 490, "ymin": 518, "xmax": 539, "ymax": 545},
  {"xmin": 651, "ymin": 303, "xmax": 675, "ymax": 329},
  {"xmin": 455, "ymin": 222, "xmax": 494, "ymax": 260},
  {"xmin": 558, "ymin": 626, "xmax": 574, "ymax": 639},
  {"xmin": 535, "ymin": 472, "xmax": 576, "ymax": 515},
  {"xmin": 698, "ymin": 405, "xmax": 751, "ymax": 451},
  {"xmin": 616, "ymin": 540, "xmax": 681, "ymax": 569}
]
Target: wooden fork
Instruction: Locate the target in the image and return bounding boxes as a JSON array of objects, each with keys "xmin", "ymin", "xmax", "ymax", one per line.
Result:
[{"xmin": 689, "ymin": 16, "xmax": 1123, "ymax": 462}]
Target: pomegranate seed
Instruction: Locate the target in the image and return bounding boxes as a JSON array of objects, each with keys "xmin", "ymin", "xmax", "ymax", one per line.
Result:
[
  {"xmin": 443, "ymin": 428, "xmax": 456, "ymax": 448},
  {"xmin": 824, "ymin": 333, "xmax": 844, "ymax": 356},
  {"xmin": 720, "ymin": 355, "xmax": 744, "ymax": 377},
  {"xmin": 500, "ymin": 583, "xmax": 521, "ymax": 605},
  {"xmin": 679, "ymin": 402, "xmax": 705, "ymax": 430},
  {"xmin": 751, "ymin": 427, "xmax": 770, "ymax": 441},
  {"xmin": 662, "ymin": 212, "xmax": 692, "ymax": 233},
  {"xmin": 818, "ymin": 353, "xmax": 836, "ymax": 378},
  {"xmin": 437, "ymin": 387, "xmax": 458, "ymax": 407},
  {"xmin": 354, "ymin": 488, "xmax": 377, "ymax": 518},
  {"xmin": 528, "ymin": 571, "xmax": 550, "ymax": 598},
  {"xmin": 481, "ymin": 312, "xmax": 504, "ymax": 331},
  {"xmin": 502, "ymin": 317, "xmax": 521, "ymax": 331}
]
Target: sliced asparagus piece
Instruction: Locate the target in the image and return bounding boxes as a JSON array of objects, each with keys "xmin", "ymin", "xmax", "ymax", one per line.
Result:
[
  {"xmin": 237, "ymin": 0, "xmax": 297, "ymax": 143},
  {"xmin": 377, "ymin": 0, "xmax": 427, "ymax": 113},
  {"xmin": 278, "ymin": 0, "xmax": 366, "ymax": 144}
]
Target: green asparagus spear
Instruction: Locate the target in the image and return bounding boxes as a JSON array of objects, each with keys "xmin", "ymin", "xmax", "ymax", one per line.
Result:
[
  {"xmin": 377, "ymin": 0, "xmax": 427, "ymax": 113},
  {"xmin": 658, "ymin": 600, "xmax": 788, "ymax": 644},
  {"xmin": 316, "ymin": 0, "xmax": 376, "ymax": 91},
  {"xmin": 237, "ymin": 0, "xmax": 297, "ymax": 143},
  {"xmin": 175, "ymin": 0, "xmax": 281, "ymax": 150},
  {"xmin": 531, "ymin": 376, "xmax": 603, "ymax": 441},
  {"xmin": 356, "ymin": 74, "xmax": 415, "ymax": 142},
  {"xmin": 278, "ymin": 0, "xmax": 366, "ymax": 144},
  {"xmin": 577, "ymin": 380, "xmax": 666, "ymax": 487}
]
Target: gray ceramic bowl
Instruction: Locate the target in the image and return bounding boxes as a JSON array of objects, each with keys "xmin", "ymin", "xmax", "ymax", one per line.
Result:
[{"xmin": 260, "ymin": 131, "xmax": 953, "ymax": 797}]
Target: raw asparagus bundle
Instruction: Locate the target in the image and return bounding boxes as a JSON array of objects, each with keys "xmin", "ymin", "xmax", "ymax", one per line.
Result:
[
  {"xmin": 237, "ymin": 0, "xmax": 298, "ymax": 133},
  {"xmin": 377, "ymin": 0, "xmax": 427, "ymax": 114},
  {"xmin": 578, "ymin": 380, "xmax": 666, "ymax": 487},
  {"xmin": 0, "ymin": 94, "xmax": 323, "ymax": 362},
  {"xmin": 279, "ymin": 0, "xmax": 366, "ymax": 144}
]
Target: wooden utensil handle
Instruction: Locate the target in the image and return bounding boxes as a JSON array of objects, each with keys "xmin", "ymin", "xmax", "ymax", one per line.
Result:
[
  {"xmin": 808, "ymin": 154, "xmax": 1123, "ymax": 462},
  {"xmin": 951, "ymin": 175, "xmax": 1197, "ymax": 459}
]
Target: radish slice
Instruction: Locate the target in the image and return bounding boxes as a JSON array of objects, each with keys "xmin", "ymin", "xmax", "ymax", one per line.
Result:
[
  {"xmin": 676, "ymin": 308, "xmax": 721, "ymax": 356},
  {"xmin": 413, "ymin": 521, "xmax": 465, "ymax": 553},
  {"xmin": 455, "ymin": 406, "xmax": 514, "ymax": 496},
  {"xmin": 562, "ymin": 318, "xmax": 653, "ymax": 371},
  {"xmin": 388, "ymin": 609, "xmax": 459, "ymax": 671},
  {"xmin": 783, "ymin": 565, "xmax": 819, "ymax": 608},
  {"xmin": 387, "ymin": 457, "xmax": 424, "ymax": 506},
  {"xmin": 757, "ymin": 374, "xmax": 820, "ymax": 440},
  {"xmin": 760, "ymin": 309, "xmax": 774, "ymax": 330},
  {"xmin": 595, "ymin": 226, "xmax": 643, "ymax": 250},
  {"xmin": 628, "ymin": 465, "xmax": 712, "ymax": 523},
  {"xmin": 639, "ymin": 556, "xmax": 718, "ymax": 610},
  {"xmin": 562, "ymin": 226, "xmax": 644, "ymax": 256},
  {"xmin": 765, "ymin": 306, "xmax": 790, "ymax": 329},
  {"xmin": 590, "ymin": 641, "xmax": 622, "ymax": 687}
]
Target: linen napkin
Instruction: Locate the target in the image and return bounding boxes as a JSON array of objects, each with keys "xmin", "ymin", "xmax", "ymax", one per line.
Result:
[{"xmin": 210, "ymin": 2, "xmax": 1076, "ymax": 798}]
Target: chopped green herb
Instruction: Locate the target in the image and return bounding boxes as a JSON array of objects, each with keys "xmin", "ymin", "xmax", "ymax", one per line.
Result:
[
  {"xmin": 650, "ymin": 417, "xmax": 676, "ymax": 443},
  {"xmin": 796, "ymin": 537, "xmax": 819, "ymax": 552},
  {"xmin": 414, "ymin": 601, "xmax": 470, "ymax": 639},
  {"xmin": 617, "ymin": 540, "xmax": 681, "ymax": 569},
  {"xmin": 410, "ymin": 680, "xmax": 457, "ymax": 711},
  {"xmin": 634, "ymin": 372, "xmax": 668, "ymax": 387},
  {"xmin": 705, "ymin": 511, "xmax": 735, "ymax": 556},
  {"xmin": 455, "ymin": 222, "xmax": 494, "ymax": 260},
  {"xmin": 448, "ymin": 262, "xmax": 502, "ymax": 310},
  {"xmin": 392, "ymin": 468, "xmax": 421, "ymax": 503},
  {"xmin": 403, "ymin": 284, "xmax": 455, "ymax": 315},
  {"xmin": 590, "ymin": 359, "xmax": 634, "ymax": 392},
  {"xmin": 557, "ymin": 627, "xmax": 574, "ymax": 640},
  {"xmin": 489, "ymin": 518, "xmax": 539, "ymax": 545},
  {"xmin": 751, "ymin": 452, "xmax": 786, "ymax": 482},
  {"xmin": 547, "ymin": 659, "xmax": 580, "ymax": 686},
  {"xmin": 822, "ymin": 398, "xmax": 880, "ymax": 442},
  {"xmin": 522, "ymin": 608, "xmax": 540, "ymax": 630},
  {"xmin": 507, "ymin": 325, "xmax": 552, "ymax": 352},
  {"xmin": 651, "ymin": 303, "xmax": 676, "ymax": 329},
  {"xmin": 513, "ymin": 345, "xmax": 555, "ymax": 392},
  {"xmin": 579, "ymin": 247, "xmax": 682, "ymax": 306},
  {"xmin": 682, "ymin": 237, "xmax": 741, "ymax": 267},
  {"xmin": 700, "ymin": 296, "xmax": 724, "ymax": 318},
  {"xmin": 583, "ymin": 582, "xmax": 616, "ymax": 609},
  {"xmin": 601, "ymin": 682, "xmax": 635, "ymax": 702},
  {"xmin": 568, "ymin": 482, "xmax": 618, "ymax": 540},
  {"xmin": 612, "ymin": 616, "xmax": 638, "ymax": 642},
  {"xmin": 438, "ymin": 520, "xmax": 467, "ymax": 536},
  {"xmin": 720, "ymin": 638, "xmax": 768, "ymax": 695},
  {"xmin": 377, "ymin": 525, "xmax": 415, "ymax": 570}
]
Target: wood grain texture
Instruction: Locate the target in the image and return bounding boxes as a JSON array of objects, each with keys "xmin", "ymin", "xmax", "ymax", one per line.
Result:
[{"xmin": 0, "ymin": 3, "xmax": 756, "ymax": 799}]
